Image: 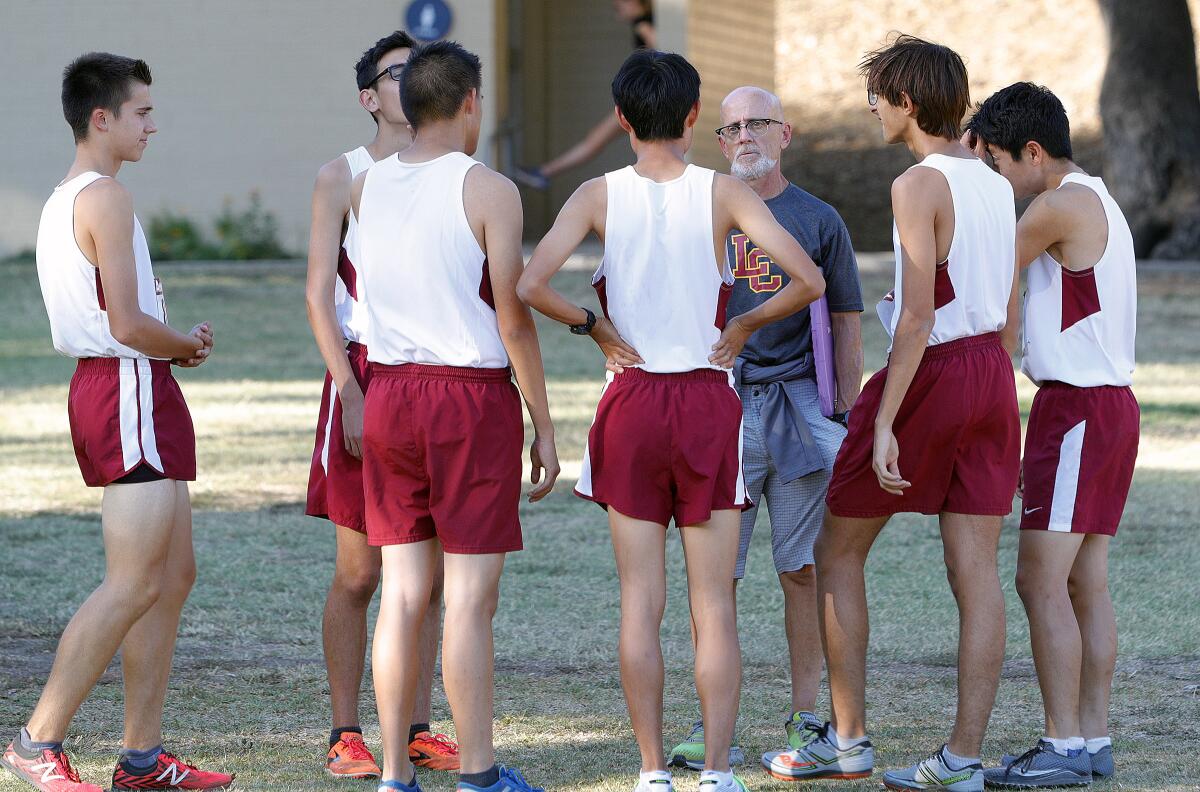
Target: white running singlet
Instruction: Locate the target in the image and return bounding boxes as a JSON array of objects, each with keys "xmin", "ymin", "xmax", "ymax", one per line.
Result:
[
  {"xmin": 336, "ymin": 146, "xmax": 375, "ymax": 343},
  {"xmin": 357, "ymin": 151, "xmax": 508, "ymax": 368},
  {"xmin": 882, "ymin": 153, "xmax": 1016, "ymax": 348},
  {"xmin": 1021, "ymin": 173, "xmax": 1136, "ymax": 387},
  {"xmin": 36, "ymin": 172, "xmax": 165, "ymax": 359},
  {"xmin": 594, "ymin": 164, "xmax": 734, "ymax": 374}
]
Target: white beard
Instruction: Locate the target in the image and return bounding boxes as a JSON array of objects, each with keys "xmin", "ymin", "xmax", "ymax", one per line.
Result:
[{"xmin": 731, "ymin": 153, "xmax": 779, "ymax": 181}]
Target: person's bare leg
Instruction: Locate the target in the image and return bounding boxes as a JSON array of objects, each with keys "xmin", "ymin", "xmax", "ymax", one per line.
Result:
[
  {"xmin": 1068, "ymin": 535, "xmax": 1116, "ymax": 739},
  {"xmin": 1015, "ymin": 530, "xmax": 1086, "ymax": 740},
  {"xmin": 374, "ymin": 540, "xmax": 439, "ymax": 782},
  {"xmin": 610, "ymin": 508, "xmax": 669, "ymax": 772},
  {"xmin": 440, "ymin": 551, "xmax": 506, "ymax": 774},
  {"xmin": 779, "ymin": 565, "xmax": 822, "ymax": 713},
  {"xmin": 538, "ymin": 113, "xmax": 625, "ymax": 178},
  {"xmin": 813, "ymin": 511, "xmax": 888, "ymax": 740},
  {"xmin": 25, "ymin": 479, "xmax": 179, "ymax": 742},
  {"xmin": 323, "ymin": 525, "xmax": 382, "ymax": 730},
  {"xmin": 939, "ymin": 512, "xmax": 1006, "ymax": 757},
  {"xmin": 120, "ymin": 480, "xmax": 197, "ymax": 750},
  {"xmin": 412, "ymin": 547, "xmax": 445, "ymax": 729},
  {"xmin": 680, "ymin": 510, "xmax": 742, "ymax": 772}
]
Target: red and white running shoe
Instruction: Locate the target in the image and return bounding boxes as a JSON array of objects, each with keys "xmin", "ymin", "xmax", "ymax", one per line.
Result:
[
  {"xmin": 2, "ymin": 740, "xmax": 104, "ymax": 792},
  {"xmin": 110, "ymin": 750, "xmax": 234, "ymax": 790}
]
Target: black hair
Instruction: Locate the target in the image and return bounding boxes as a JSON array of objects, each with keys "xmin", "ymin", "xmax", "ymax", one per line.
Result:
[
  {"xmin": 611, "ymin": 49, "xmax": 700, "ymax": 141},
  {"xmin": 859, "ymin": 33, "xmax": 969, "ymax": 140},
  {"xmin": 61, "ymin": 52, "xmax": 152, "ymax": 143},
  {"xmin": 399, "ymin": 40, "xmax": 482, "ymax": 129},
  {"xmin": 966, "ymin": 82, "xmax": 1074, "ymax": 161},
  {"xmin": 354, "ymin": 30, "xmax": 417, "ymax": 91}
]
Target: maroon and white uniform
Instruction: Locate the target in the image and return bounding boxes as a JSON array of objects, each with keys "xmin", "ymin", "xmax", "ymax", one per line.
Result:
[
  {"xmin": 574, "ymin": 164, "xmax": 747, "ymax": 527},
  {"xmin": 306, "ymin": 147, "xmax": 375, "ymax": 531},
  {"xmin": 35, "ymin": 171, "xmax": 195, "ymax": 487},
  {"xmin": 827, "ymin": 154, "xmax": 1020, "ymax": 517},
  {"xmin": 357, "ymin": 152, "xmax": 523, "ymax": 553},
  {"xmin": 1020, "ymin": 173, "xmax": 1138, "ymax": 535}
]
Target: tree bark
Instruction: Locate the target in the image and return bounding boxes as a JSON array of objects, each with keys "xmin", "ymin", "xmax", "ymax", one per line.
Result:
[{"xmin": 1098, "ymin": 0, "xmax": 1200, "ymax": 259}]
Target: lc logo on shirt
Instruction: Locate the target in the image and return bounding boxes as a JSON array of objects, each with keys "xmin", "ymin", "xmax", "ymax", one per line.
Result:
[{"xmin": 730, "ymin": 233, "xmax": 783, "ymax": 293}]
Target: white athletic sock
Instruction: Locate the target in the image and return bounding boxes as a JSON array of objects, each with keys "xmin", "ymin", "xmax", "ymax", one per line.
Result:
[
  {"xmin": 639, "ymin": 770, "xmax": 672, "ymax": 787},
  {"xmin": 1086, "ymin": 736, "xmax": 1112, "ymax": 754},
  {"xmin": 1043, "ymin": 736, "xmax": 1085, "ymax": 755},
  {"xmin": 698, "ymin": 770, "xmax": 733, "ymax": 788},
  {"xmin": 827, "ymin": 726, "xmax": 866, "ymax": 751},
  {"xmin": 941, "ymin": 746, "xmax": 979, "ymax": 770}
]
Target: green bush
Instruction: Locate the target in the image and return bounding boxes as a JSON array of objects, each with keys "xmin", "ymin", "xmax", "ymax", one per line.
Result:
[
  {"xmin": 147, "ymin": 193, "xmax": 293, "ymax": 260},
  {"xmin": 1, "ymin": 247, "xmax": 36, "ymax": 263}
]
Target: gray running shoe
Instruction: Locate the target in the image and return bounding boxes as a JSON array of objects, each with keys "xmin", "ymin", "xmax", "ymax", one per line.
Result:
[
  {"xmin": 882, "ymin": 745, "xmax": 982, "ymax": 791},
  {"xmin": 1087, "ymin": 745, "xmax": 1113, "ymax": 778},
  {"xmin": 985, "ymin": 740, "xmax": 1091, "ymax": 788},
  {"xmin": 1001, "ymin": 744, "xmax": 1111, "ymax": 779},
  {"xmin": 666, "ymin": 721, "xmax": 745, "ymax": 771},
  {"xmin": 762, "ymin": 722, "xmax": 874, "ymax": 781},
  {"xmin": 785, "ymin": 711, "xmax": 824, "ymax": 750}
]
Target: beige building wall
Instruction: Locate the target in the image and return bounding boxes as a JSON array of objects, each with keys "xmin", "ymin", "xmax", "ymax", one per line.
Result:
[{"xmin": 0, "ymin": 0, "xmax": 499, "ymax": 257}]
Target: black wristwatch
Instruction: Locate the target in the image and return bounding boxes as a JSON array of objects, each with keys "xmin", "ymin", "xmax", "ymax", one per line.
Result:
[
  {"xmin": 569, "ymin": 307, "xmax": 597, "ymax": 335},
  {"xmin": 832, "ymin": 409, "xmax": 850, "ymax": 427}
]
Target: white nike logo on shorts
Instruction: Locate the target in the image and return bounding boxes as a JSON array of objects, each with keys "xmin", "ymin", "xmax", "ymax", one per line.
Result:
[{"xmin": 1024, "ymin": 507, "xmax": 1043, "ymax": 515}]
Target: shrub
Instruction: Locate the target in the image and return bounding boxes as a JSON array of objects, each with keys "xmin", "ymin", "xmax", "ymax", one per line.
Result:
[{"xmin": 146, "ymin": 193, "xmax": 293, "ymax": 260}]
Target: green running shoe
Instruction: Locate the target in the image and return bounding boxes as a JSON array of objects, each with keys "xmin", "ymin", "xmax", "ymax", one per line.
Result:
[{"xmin": 668, "ymin": 721, "xmax": 745, "ymax": 771}]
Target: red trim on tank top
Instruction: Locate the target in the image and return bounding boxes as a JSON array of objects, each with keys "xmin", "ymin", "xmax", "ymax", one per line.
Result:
[
  {"xmin": 95, "ymin": 268, "xmax": 107, "ymax": 310},
  {"xmin": 478, "ymin": 258, "xmax": 495, "ymax": 310},
  {"xmin": 1061, "ymin": 264, "xmax": 1101, "ymax": 331},
  {"xmin": 593, "ymin": 276, "xmax": 610, "ymax": 319},
  {"xmin": 934, "ymin": 260, "xmax": 956, "ymax": 310},
  {"xmin": 337, "ymin": 248, "xmax": 358, "ymax": 301},
  {"xmin": 714, "ymin": 280, "xmax": 733, "ymax": 330}
]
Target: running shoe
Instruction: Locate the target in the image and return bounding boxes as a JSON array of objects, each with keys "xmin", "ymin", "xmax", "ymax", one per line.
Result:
[
  {"xmin": 408, "ymin": 731, "xmax": 459, "ymax": 771},
  {"xmin": 882, "ymin": 745, "xmax": 982, "ymax": 791},
  {"xmin": 2, "ymin": 741, "xmax": 104, "ymax": 792},
  {"xmin": 378, "ymin": 777, "xmax": 422, "ymax": 792},
  {"xmin": 785, "ymin": 711, "xmax": 824, "ymax": 750},
  {"xmin": 326, "ymin": 731, "xmax": 382, "ymax": 779},
  {"xmin": 1000, "ymin": 743, "xmax": 1111, "ymax": 780},
  {"xmin": 667, "ymin": 721, "xmax": 745, "ymax": 770},
  {"xmin": 984, "ymin": 741, "xmax": 1090, "ymax": 788},
  {"xmin": 762, "ymin": 721, "xmax": 873, "ymax": 780},
  {"xmin": 1087, "ymin": 745, "xmax": 1113, "ymax": 778},
  {"xmin": 457, "ymin": 765, "xmax": 544, "ymax": 792},
  {"xmin": 632, "ymin": 770, "xmax": 674, "ymax": 792},
  {"xmin": 110, "ymin": 749, "xmax": 234, "ymax": 790},
  {"xmin": 511, "ymin": 167, "xmax": 549, "ymax": 191}
]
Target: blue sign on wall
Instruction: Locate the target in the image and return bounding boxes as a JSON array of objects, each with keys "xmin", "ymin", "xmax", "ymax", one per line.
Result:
[{"xmin": 405, "ymin": 0, "xmax": 453, "ymax": 42}]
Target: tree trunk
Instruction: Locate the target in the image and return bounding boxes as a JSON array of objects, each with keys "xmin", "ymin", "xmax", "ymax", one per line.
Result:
[{"xmin": 1098, "ymin": 0, "xmax": 1200, "ymax": 259}]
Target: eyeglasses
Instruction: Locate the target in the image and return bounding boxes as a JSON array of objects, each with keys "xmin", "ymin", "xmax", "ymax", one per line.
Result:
[
  {"xmin": 714, "ymin": 118, "xmax": 783, "ymax": 142},
  {"xmin": 867, "ymin": 89, "xmax": 879, "ymax": 107},
  {"xmin": 369, "ymin": 63, "xmax": 406, "ymax": 86}
]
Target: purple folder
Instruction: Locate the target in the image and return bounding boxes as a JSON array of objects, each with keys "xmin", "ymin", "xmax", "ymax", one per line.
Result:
[{"xmin": 810, "ymin": 295, "xmax": 836, "ymax": 417}]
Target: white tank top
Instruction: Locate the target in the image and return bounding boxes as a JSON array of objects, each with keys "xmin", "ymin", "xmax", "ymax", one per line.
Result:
[
  {"xmin": 357, "ymin": 151, "xmax": 508, "ymax": 368},
  {"xmin": 883, "ymin": 153, "xmax": 1016, "ymax": 348},
  {"xmin": 336, "ymin": 146, "xmax": 375, "ymax": 343},
  {"xmin": 35, "ymin": 172, "xmax": 165, "ymax": 359},
  {"xmin": 1021, "ymin": 174, "xmax": 1136, "ymax": 387},
  {"xmin": 595, "ymin": 164, "xmax": 733, "ymax": 374}
]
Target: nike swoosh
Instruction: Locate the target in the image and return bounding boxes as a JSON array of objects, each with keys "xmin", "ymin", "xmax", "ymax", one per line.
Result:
[
  {"xmin": 1016, "ymin": 768, "xmax": 1075, "ymax": 777},
  {"xmin": 1024, "ymin": 507, "xmax": 1043, "ymax": 514}
]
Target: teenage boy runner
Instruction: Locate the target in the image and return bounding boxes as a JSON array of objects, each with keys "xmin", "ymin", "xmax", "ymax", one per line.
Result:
[
  {"xmin": 769, "ymin": 36, "xmax": 1021, "ymax": 790},
  {"xmin": 963, "ymin": 82, "xmax": 1137, "ymax": 788},
  {"xmin": 669, "ymin": 85, "xmax": 865, "ymax": 771},
  {"xmin": 518, "ymin": 49, "xmax": 825, "ymax": 792},
  {"xmin": 3, "ymin": 53, "xmax": 232, "ymax": 792},
  {"xmin": 351, "ymin": 40, "xmax": 559, "ymax": 792},
  {"xmin": 305, "ymin": 29, "xmax": 459, "ymax": 778}
]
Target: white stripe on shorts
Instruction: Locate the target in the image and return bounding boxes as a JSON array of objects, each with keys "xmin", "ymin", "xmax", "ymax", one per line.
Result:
[
  {"xmin": 136, "ymin": 358, "xmax": 163, "ymax": 471},
  {"xmin": 1048, "ymin": 419, "xmax": 1086, "ymax": 531},
  {"xmin": 119, "ymin": 359, "xmax": 141, "ymax": 471},
  {"xmin": 320, "ymin": 383, "xmax": 338, "ymax": 474}
]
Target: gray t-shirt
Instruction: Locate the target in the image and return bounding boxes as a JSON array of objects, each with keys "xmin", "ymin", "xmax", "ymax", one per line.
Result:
[{"xmin": 727, "ymin": 183, "xmax": 863, "ymax": 373}]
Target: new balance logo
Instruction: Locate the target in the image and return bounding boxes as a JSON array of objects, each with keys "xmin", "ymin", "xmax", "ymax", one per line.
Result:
[
  {"xmin": 31, "ymin": 761, "xmax": 65, "ymax": 782},
  {"xmin": 157, "ymin": 763, "xmax": 191, "ymax": 785}
]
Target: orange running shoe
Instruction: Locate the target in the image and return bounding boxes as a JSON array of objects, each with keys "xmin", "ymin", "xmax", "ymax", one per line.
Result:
[
  {"xmin": 325, "ymin": 732, "xmax": 380, "ymax": 779},
  {"xmin": 407, "ymin": 731, "xmax": 459, "ymax": 771}
]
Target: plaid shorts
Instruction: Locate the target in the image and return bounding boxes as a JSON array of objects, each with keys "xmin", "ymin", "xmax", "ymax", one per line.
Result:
[{"xmin": 735, "ymin": 377, "xmax": 846, "ymax": 579}]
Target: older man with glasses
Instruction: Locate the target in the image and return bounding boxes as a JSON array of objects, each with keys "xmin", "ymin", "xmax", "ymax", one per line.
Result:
[{"xmin": 667, "ymin": 85, "xmax": 865, "ymax": 774}]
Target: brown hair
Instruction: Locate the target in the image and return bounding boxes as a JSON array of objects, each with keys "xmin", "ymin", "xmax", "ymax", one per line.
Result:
[{"xmin": 859, "ymin": 33, "xmax": 969, "ymax": 140}]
